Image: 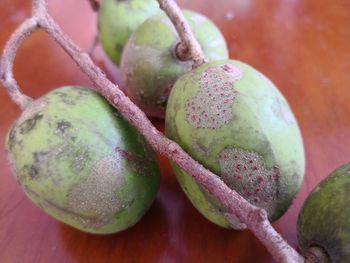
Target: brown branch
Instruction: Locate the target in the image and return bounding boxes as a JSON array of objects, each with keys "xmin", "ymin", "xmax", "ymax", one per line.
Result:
[
  {"xmin": 157, "ymin": 0, "xmax": 207, "ymax": 68},
  {"xmin": 0, "ymin": 0, "xmax": 305, "ymax": 262}
]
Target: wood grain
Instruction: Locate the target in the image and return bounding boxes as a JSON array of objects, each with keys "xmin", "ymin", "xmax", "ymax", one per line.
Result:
[{"xmin": 1, "ymin": 0, "xmax": 350, "ymax": 262}]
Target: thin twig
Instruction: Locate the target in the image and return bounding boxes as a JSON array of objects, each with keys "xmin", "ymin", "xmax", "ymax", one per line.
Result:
[
  {"xmin": 0, "ymin": 18, "xmax": 38, "ymax": 110},
  {"xmin": 0, "ymin": 1, "xmax": 305, "ymax": 262},
  {"xmin": 32, "ymin": 0, "xmax": 48, "ymax": 16},
  {"xmin": 157, "ymin": 0, "xmax": 207, "ymax": 68}
]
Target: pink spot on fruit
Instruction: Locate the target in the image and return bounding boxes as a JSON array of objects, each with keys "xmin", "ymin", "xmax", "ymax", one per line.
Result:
[
  {"xmin": 185, "ymin": 65, "xmax": 244, "ymax": 129},
  {"xmin": 218, "ymin": 147, "xmax": 281, "ymax": 217},
  {"xmin": 220, "ymin": 64, "xmax": 244, "ymax": 81}
]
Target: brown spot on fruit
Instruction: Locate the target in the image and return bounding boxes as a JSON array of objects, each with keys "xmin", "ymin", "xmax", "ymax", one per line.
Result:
[
  {"xmin": 7, "ymin": 126, "xmax": 18, "ymax": 151},
  {"xmin": 220, "ymin": 64, "xmax": 244, "ymax": 81},
  {"xmin": 29, "ymin": 165, "xmax": 39, "ymax": 179},
  {"xmin": 28, "ymin": 151, "xmax": 50, "ymax": 180},
  {"xmin": 68, "ymin": 153, "xmax": 125, "ymax": 228},
  {"xmin": 19, "ymin": 114, "xmax": 43, "ymax": 134},
  {"xmin": 218, "ymin": 147, "xmax": 281, "ymax": 216},
  {"xmin": 54, "ymin": 90, "xmax": 77, "ymax": 105},
  {"xmin": 185, "ymin": 65, "xmax": 243, "ymax": 129},
  {"xmin": 114, "ymin": 147, "xmax": 152, "ymax": 177},
  {"xmin": 17, "ymin": 98, "xmax": 47, "ymax": 124},
  {"xmin": 56, "ymin": 121, "xmax": 72, "ymax": 134}
]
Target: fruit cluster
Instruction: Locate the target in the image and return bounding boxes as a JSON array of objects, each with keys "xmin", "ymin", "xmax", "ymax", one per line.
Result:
[
  {"xmin": 98, "ymin": 0, "xmax": 305, "ymax": 230},
  {"xmin": 3, "ymin": 0, "xmax": 349, "ymax": 262}
]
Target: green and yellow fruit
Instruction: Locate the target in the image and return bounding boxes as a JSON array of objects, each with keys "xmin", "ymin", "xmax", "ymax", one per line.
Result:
[
  {"xmin": 165, "ymin": 60, "xmax": 305, "ymax": 229},
  {"xmin": 98, "ymin": 0, "xmax": 159, "ymax": 65},
  {"xmin": 6, "ymin": 86, "xmax": 160, "ymax": 234},
  {"xmin": 120, "ymin": 10, "xmax": 229, "ymax": 118},
  {"xmin": 298, "ymin": 163, "xmax": 350, "ymax": 263}
]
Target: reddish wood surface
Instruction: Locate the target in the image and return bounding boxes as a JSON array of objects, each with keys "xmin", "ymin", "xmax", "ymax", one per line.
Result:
[{"xmin": 1, "ymin": 0, "xmax": 350, "ymax": 262}]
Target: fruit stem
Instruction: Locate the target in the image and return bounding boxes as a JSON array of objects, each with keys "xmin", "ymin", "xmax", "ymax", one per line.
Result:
[
  {"xmin": 0, "ymin": 18, "xmax": 37, "ymax": 110},
  {"xmin": 32, "ymin": 0, "xmax": 48, "ymax": 15},
  {"xmin": 157, "ymin": 0, "xmax": 207, "ymax": 68},
  {"xmin": 2, "ymin": 1, "xmax": 305, "ymax": 262},
  {"xmin": 304, "ymin": 246, "xmax": 331, "ymax": 263}
]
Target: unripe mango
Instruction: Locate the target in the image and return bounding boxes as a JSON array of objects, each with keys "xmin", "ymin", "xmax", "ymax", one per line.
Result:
[
  {"xmin": 165, "ymin": 60, "xmax": 305, "ymax": 229},
  {"xmin": 298, "ymin": 163, "xmax": 350, "ymax": 263},
  {"xmin": 98, "ymin": 0, "xmax": 159, "ymax": 65},
  {"xmin": 6, "ymin": 86, "xmax": 160, "ymax": 234}
]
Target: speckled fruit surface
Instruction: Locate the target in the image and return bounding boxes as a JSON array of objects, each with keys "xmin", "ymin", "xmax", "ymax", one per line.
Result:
[
  {"xmin": 6, "ymin": 86, "xmax": 160, "ymax": 234},
  {"xmin": 120, "ymin": 10, "xmax": 229, "ymax": 118},
  {"xmin": 165, "ymin": 60, "xmax": 305, "ymax": 229},
  {"xmin": 298, "ymin": 163, "xmax": 350, "ymax": 263},
  {"xmin": 98, "ymin": 0, "xmax": 159, "ymax": 65}
]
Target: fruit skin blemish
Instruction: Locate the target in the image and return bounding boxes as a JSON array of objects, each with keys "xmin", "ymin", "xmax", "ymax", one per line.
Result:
[
  {"xmin": 165, "ymin": 60, "xmax": 305, "ymax": 229},
  {"xmin": 6, "ymin": 86, "xmax": 160, "ymax": 234},
  {"xmin": 120, "ymin": 10, "xmax": 228, "ymax": 119}
]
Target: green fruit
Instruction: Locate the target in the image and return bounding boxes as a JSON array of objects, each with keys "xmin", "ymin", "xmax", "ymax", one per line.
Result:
[
  {"xmin": 98, "ymin": 0, "xmax": 159, "ymax": 65},
  {"xmin": 6, "ymin": 86, "xmax": 160, "ymax": 234},
  {"xmin": 120, "ymin": 10, "xmax": 229, "ymax": 118},
  {"xmin": 298, "ymin": 163, "xmax": 350, "ymax": 263},
  {"xmin": 165, "ymin": 60, "xmax": 305, "ymax": 229}
]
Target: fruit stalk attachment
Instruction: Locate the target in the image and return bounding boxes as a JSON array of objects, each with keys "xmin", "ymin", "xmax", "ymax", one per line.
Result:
[
  {"xmin": 157, "ymin": 0, "xmax": 207, "ymax": 68},
  {"xmin": 304, "ymin": 247, "xmax": 330, "ymax": 263},
  {"xmin": 0, "ymin": 0, "xmax": 304, "ymax": 262}
]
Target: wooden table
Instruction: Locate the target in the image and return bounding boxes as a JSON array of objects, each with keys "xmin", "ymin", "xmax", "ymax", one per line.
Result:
[{"xmin": 1, "ymin": 0, "xmax": 350, "ymax": 262}]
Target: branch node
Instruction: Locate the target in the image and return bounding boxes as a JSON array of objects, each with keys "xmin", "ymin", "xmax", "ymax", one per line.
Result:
[
  {"xmin": 157, "ymin": 0, "xmax": 206, "ymax": 68},
  {"xmin": 304, "ymin": 246, "xmax": 330, "ymax": 263},
  {"xmin": 173, "ymin": 42, "xmax": 191, "ymax": 61}
]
